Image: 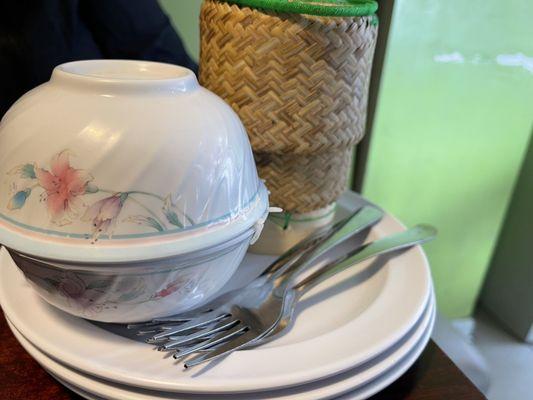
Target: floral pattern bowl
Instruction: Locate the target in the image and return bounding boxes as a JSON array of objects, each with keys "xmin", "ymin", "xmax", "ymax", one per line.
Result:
[
  {"xmin": 8, "ymin": 229, "xmax": 253, "ymax": 322},
  {"xmin": 0, "ymin": 60, "xmax": 269, "ymax": 322}
]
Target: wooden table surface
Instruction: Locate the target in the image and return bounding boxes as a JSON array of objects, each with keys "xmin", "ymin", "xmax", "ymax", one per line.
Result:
[{"xmin": 0, "ymin": 310, "xmax": 485, "ymax": 400}]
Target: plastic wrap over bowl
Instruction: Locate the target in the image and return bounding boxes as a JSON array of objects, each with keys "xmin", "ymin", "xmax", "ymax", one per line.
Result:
[{"xmin": 0, "ymin": 60, "xmax": 269, "ymax": 322}]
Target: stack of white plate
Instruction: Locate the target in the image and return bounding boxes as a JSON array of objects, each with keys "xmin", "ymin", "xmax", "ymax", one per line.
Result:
[{"xmin": 0, "ymin": 197, "xmax": 435, "ymax": 400}]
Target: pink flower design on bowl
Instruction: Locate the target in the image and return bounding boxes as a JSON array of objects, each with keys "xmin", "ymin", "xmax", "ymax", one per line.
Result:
[
  {"xmin": 4, "ymin": 149, "xmax": 195, "ymax": 240},
  {"xmin": 35, "ymin": 150, "xmax": 93, "ymax": 225}
]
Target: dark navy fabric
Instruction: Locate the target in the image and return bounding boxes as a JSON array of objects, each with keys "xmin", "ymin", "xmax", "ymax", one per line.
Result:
[{"xmin": 0, "ymin": 0, "xmax": 197, "ymax": 117}]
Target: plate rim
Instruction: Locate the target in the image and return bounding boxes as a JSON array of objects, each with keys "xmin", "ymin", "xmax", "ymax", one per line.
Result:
[{"xmin": 6, "ymin": 298, "xmax": 435, "ymax": 400}]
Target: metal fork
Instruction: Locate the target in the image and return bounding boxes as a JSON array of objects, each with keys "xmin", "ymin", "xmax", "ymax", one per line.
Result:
[
  {"xmin": 136, "ymin": 206, "xmax": 383, "ymax": 350},
  {"xmin": 183, "ymin": 224, "xmax": 437, "ymax": 367},
  {"xmin": 128, "ymin": 209, "xmax": 359, "ymax": 334}
]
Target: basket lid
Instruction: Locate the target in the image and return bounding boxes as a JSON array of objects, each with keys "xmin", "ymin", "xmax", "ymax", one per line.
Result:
[{"xmin": 225, "ymin": 0, "xmax": 378, "ymax": 16}]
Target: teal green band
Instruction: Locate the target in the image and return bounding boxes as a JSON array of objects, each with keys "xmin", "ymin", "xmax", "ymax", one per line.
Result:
[{"xmin": 225, "ymin": 0, "xmax": 378, "ymax": 17}]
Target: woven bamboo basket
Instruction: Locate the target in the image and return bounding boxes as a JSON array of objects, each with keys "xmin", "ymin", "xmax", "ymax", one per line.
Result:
[{"xmin": 199, "ymin": 0, "xmax": 377, "ymax": 213}]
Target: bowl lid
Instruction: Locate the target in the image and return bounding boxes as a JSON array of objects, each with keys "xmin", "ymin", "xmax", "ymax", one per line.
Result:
[{"xmin": 0, "ymin": 61, "xmax": 269, "ymax": 263}]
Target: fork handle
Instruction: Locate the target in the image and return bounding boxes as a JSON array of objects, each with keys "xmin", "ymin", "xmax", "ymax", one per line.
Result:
[
  {"xmin": 260, "ymin": 215, "xmax": 349, "ymax": 279},
  {"xmin": 270, "ymin": 206, "xmax": 383, "ymax": 282},
  {"xmin": 293, "ymin": 224, "xmax": 437, "ymax": 296}
]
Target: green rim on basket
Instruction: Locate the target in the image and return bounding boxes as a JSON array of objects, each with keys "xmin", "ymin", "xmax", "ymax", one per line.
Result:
[{"xmin": 224, "ymin": 0, "xmax": 378, "ymax": 17}]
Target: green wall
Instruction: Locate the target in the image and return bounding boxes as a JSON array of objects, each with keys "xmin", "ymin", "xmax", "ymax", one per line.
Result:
[
  {"xmin": 363, "ymin": 0, "xmax": 532, "ymax": 316},
  {"xmin": 160, "ymin": 0, "xmax": 533, "ymax": 317},
  {"xmin": 480, "ymin": 133, "xmax": 533, "ymax": 341}
]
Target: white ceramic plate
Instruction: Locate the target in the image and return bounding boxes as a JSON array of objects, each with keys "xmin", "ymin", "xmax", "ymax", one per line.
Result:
[
  {"xmin": 49, "ymin": 319, "xmax": 433, "ymax": 400},
  {"xmin": 7, "ymin": 298, "xmax": 435, "ymax": 400},
  {"xmin": 0, "ymin": 193, "xmax": 432, "ymax": 393}
]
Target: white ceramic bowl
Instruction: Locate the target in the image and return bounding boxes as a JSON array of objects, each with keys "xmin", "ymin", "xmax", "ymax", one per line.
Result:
[
  {"xmin": 7, "ymin": 229, "xmax": 253, "ymax": 323},
  {"xmin": 0, "ymin": 60, "xmax": 268, "ymax": 322}
]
